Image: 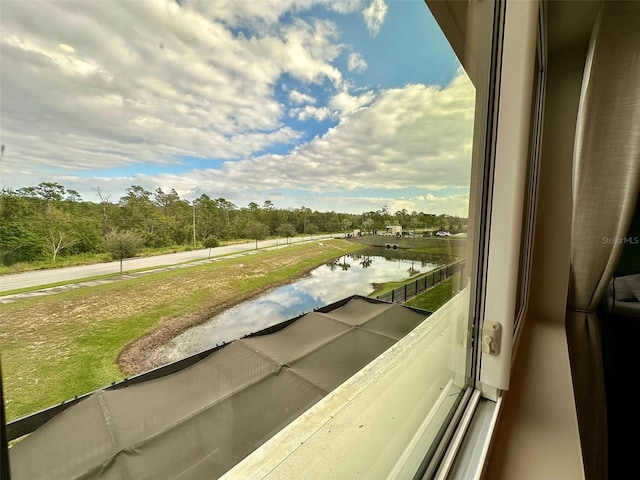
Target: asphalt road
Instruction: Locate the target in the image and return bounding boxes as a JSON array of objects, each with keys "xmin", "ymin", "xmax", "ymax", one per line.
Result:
[{"xmin": 0, "ymin": 234, "xmax": 338, "ymax": 293}]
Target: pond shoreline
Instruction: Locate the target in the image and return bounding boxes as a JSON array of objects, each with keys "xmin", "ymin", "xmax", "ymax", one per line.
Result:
[
  {"xmin": 122, "ymin": 252, "xmax": 451, "ymax": 375},
  {"xmin": 116, "ymin": 265, "xmax": 323, "ymax": 376}
]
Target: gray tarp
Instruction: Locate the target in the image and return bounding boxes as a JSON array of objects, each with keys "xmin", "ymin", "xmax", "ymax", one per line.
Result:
[{"xmin": 9, "ymin": 297, "xmax": 428, "ymax": 480}]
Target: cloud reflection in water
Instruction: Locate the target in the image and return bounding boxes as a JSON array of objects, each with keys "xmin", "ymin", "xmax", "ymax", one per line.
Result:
[{"xmin": 160, "ymin": 254, "xmax": 437, "ymax": 362}]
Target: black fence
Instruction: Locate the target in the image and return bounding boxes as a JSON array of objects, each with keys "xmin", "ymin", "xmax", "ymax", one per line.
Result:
[{"xmin": 376, "ymin": 259, "xmax": 465, "ymax": 304}]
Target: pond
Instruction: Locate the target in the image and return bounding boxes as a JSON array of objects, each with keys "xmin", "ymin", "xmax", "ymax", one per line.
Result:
[{"xmin": 157, "ymin": 248, "xmax": 445, "ymax": 363}]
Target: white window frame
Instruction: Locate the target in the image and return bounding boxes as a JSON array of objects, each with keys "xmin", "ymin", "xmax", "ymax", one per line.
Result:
[{"xmin": 478, "ymin": 0, "xmax": 541, "ymax": 400}]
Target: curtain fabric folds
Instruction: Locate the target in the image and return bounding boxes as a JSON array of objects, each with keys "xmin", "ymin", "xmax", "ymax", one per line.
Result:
[{"xmin": 567, "ymin": 2, "xmax": 640, "ymax": 479}]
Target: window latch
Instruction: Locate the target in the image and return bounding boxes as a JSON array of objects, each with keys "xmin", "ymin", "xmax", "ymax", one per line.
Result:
[{"xmin": 482, "ymin": 321, "xmax": 502, "ymax": 355}]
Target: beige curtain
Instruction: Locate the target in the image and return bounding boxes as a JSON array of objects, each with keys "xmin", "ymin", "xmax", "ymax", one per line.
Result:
[{"xmin": 567, "ymin": 2, "xmax": 640, "ymax": 479}]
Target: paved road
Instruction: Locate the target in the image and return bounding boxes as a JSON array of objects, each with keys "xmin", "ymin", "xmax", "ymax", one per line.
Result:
[{"xmin": 0, "ymin": 234, "xmax": 338, "ymax": 293}]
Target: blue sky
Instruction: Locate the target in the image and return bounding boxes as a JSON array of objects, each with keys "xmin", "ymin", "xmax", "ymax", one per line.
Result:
[{"xmin": 0, "ymin": 0, "xmax": 475, "ymax": 216}]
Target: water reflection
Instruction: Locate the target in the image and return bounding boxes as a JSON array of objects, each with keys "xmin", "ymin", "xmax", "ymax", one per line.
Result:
[{"xmin": 159, "ymin": 252, "xmax": 439, "ymax": 363}]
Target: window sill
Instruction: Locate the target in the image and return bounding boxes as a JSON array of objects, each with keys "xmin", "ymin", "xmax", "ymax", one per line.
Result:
[{"xmin": 481, "ymin": 313, "xmax": 583, "ymax": 479}]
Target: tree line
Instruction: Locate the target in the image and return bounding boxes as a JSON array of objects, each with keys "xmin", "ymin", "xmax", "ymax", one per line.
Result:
[{"xmin": 0, "ymin": 182, "xmax": 467, "ymax": 266}]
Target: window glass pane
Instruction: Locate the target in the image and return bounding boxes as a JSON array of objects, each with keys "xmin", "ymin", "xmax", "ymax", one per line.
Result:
[
  {"xmin": 1, "ymin": 1, "xmax": 493, "ymax": 478},
  {"xmin": 515, "ymin": 33, "xmax": 545, "ymax": 329}
]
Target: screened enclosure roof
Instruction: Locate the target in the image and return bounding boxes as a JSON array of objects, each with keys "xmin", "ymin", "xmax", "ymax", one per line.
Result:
[{"xmin": 9, "ymin": 296, "xmax": 429, "ymax": 480}]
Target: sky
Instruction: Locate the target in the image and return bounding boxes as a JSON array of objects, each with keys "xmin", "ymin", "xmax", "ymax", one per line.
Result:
[{"xmin": 0, "ymin": 0, "xmax": 475, "ymax": 216}]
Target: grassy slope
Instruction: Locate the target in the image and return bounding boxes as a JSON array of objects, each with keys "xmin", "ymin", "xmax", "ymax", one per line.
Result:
[
  {"xmin": 405, "ymin": 277, "xmax": 457, "ymax": 312},
  {"xmin": 0, "ymin": 240, "xmax": 362, "ymax": 421}
]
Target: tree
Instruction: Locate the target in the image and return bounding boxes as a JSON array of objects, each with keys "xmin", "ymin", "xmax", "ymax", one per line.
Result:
[
  {"xmin": 42, "ymin": 204, "xmax": 76, "ymax": 262},
  {"xmin": 47, "ymin": 231, "xmax": 76, "ymax": 263},
  {"xmin": 104, "ymin": 230, "xmax": 143, "ymax": 274},
  {"xmin": 409, "ymin": 218, "xmax": 420, "ymax": 235},
  {"xmin": 340, "ymin": 218, "xmax": 353, "ymax": 233},
  {"xmin": 93, "ymin": 187, "xmax": 112, "ymax": 235},
  {"xmin": 65, "ymin": 189, "xmax": 82, "ymax": 202},
  {"xmin": 0, "ymin": 223, "xmax": 41, "ymax": 265},
  {"xmin": 203, "ymin": 235, "xmax": 219, "ymax": 258},
  {"xmin": 276, "ymin": 223, "xmax": 297, "ymax": 243},
  {"xmin": 0, "ymin": 189, "xmax": 43, "ymax": 264},
  {"xmin": 244, "ymin": 220, "xmax": 269, "ymax": 249},
  {"xmin": 297, "ymin": 206, "xmax": 312, "ymax": 233},
  {"xmin": 362, "ymin": 218, "xmax": 374, "ymax": 234},
  {"xmin": 35, "ymin": 182, "xmax": 66, "ymax": 202},
  {"xmin": 263, "ymin": 200, "xmax": 275, "ymax": 210},
  {"xmin": 154, "ymin": 187, "xmax": 181, "ymax": 216},
  {"xmin": 118, "ymin": 185, "xmax": 171, "ymax": 247},
  {"xmin": 305, "ymin": 223, "xmax": 319, "ymax": 235}
]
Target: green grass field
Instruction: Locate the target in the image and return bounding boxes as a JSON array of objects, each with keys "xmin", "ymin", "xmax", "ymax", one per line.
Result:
[
  {"xmin": 0, "ymin": 239, "xmax": 363, "ymax": 421},
  {"xmin": 405, "ymin": 276, "xmax": 458, "ymax": 312}
]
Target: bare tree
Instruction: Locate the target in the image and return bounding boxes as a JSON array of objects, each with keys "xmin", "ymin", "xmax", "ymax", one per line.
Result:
[
  {"xmin": 43, "ymin": 204, "xmax": 75, "ymax": 262},
  {"xmin": 93, "ymin": 187, "xmax": 111, "ymax": 235},
  {"xmin": 47, "ymin": 232, "xmax": 76, "ymax": 263}
]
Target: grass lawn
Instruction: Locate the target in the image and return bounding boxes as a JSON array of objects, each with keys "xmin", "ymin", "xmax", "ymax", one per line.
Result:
[
  {"xmin": 368, "ymin": 280, "xmax": 407, "ymax": 298},
  {"xmin": 405, "ymin": 276, "xmax": 459, "ymax": 312},
  {"xmin": 408, "ymin": 238, "xmax": 467, "ymax": 257},
  {"xmin": 368, "ymin": 261, "xmax": 462, "ymax": 299},
  {"xmin": 0, "ymin": 239, "xmax": 362, "ymax": 421}
]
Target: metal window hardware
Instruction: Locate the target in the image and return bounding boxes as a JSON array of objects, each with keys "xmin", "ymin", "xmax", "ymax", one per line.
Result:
[{"xmin": 482, "ymin": 321, "xmax": 502, "ymax": 355}]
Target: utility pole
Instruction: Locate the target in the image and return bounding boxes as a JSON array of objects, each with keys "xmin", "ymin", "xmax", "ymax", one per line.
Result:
[
  {"xmin": 0, "ymin": 145, "xmax": 4, "ymax": 186},
  {"xmin": 192, "ymin": 202, "xmax": 196, "ymax": 245}
]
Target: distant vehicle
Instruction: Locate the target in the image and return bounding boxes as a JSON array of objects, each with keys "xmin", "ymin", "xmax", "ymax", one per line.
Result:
[{"xmin": 435, "ymin": 231, "xmax": 451, "ymax": 237}]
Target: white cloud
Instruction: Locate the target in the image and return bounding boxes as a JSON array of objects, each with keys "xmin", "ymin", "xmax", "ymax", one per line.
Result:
[
  {"xmin": 280, "ymin": 72, "xmax": 475, "ymax": 193},
  {"xmin": 302, "ymin": 192, "xmax": 471, "ymax": 217},
  {"xmin": 347, "ymin": 52, "xmax": 367, "ymax": 73},
  {"xmin": 290, "ymin": 105, "xmax": 334, "ymax": 122},
  {"xmin": 193, "ymin": 0, "xmax": 325, "ymax": 28},
  {"xmin": 363, "ymin": 0, "xmax": 388, "ymax": 37},
  {"xmin": 85, "ymin": 69, "xmax": 475, "ymax": 212},
  {"xmin": 0, "ymin": 0, "xmax": 344, "ymax": 173},
  {"xmin": 406, "ymin": 192, "xmax": 470, "ymax": 217},
  {"xmin": 328, "ymin": 89, "xmax": 375, "ymax": 117},
  {"xmin": 277, "ymin": 18, "xmax": 344, "ymax": 87},
  {"xmin": 326, "ymin": 0, "xmax": 367, "ymax": 15},
  {"xmin": 289, "ymin": 90, "xmax": 317, "ymax": 105}
]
